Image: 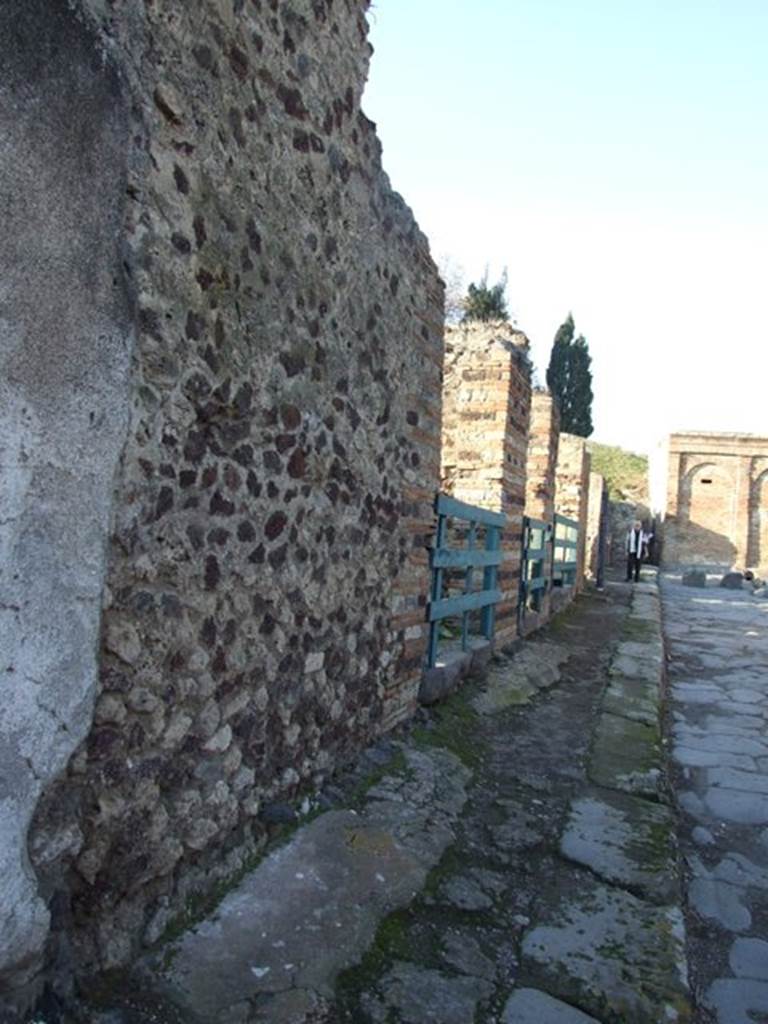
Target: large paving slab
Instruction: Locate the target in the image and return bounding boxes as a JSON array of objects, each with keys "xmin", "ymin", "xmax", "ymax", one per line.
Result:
[
  {"xmin": 589, "ymin": 711, "xmax": 662, "ymax": 797},
  {"xmin": 560, "ymin": 788, "xmax": 678, "ymax": 904},
  {"xmin": 521, "ymin": 876, "xmax": 690, "ymax": 1023}
]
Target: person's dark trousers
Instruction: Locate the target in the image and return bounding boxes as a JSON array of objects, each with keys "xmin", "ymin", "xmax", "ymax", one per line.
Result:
[{"xmin": 626, "ymin": 554, "xmax": 641, "ymax": 582}]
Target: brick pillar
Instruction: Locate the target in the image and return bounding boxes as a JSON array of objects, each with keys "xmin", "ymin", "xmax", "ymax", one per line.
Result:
[
  {"xmin": 385, "ymin": 266, "xmax": 445, "ymax": 729},
  {"xmin": 555, "ymin": 433, "xmax": 591, "ymax": 591},
  {"xmin": 585, "ymin": 472, "xmax": 605, "ymax": 581},
  {"xmin": 734, "ymin": 454, "xmax": 752, "ymax": 569},
  {"xmin": 524, "ymin": 390, "xmax": 560, "ymax": 522},
  {"xmin": 441, "ymin": 321, "xmax": 532, "ymax": 646}
]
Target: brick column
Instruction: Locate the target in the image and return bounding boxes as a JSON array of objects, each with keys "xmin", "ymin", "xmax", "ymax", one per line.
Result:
[
  {"xmin": 585, "ymin": 472, "xmax": 605, "ymax": 581},
  {"xmin": 524, "ymin": 390, "xmax": 560, "ymax": 522},
  {"xmin": 441, "ymin": 321, "xmax": 532, "ymax": 646},
  {"xmin": 385, "ymin": 269, "xmax": 445, "ymax": 729},
  {"xmin": 555, "ymin": 433, "xmax": 591, "ymax": 591}
]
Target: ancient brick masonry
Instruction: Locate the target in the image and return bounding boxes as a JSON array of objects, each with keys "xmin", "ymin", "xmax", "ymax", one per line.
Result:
[
  {"xmin": 521, "ymin": 390, "xmax": 560, "ymax": 628},
  {"xmin": 524, "ymin": 390, "xmax": 561, "ymax": 523},
  {"xmin": 656, "ymin": 431, "xmax": 768, "ymax": 572},
  {"xmin": 2, "ymin": 0, "xmax": 444, "ymax": 1001},
  {"xmin": 555, "ymin": 433, "xmax": 592, "ymax": 590},
  {"xmin": 585, "ymin": 471, "xmax": 605, "ymax": 581},
  {"xmin": 440, "ymin": 322, "xmax": 532, "ymax": 646}
]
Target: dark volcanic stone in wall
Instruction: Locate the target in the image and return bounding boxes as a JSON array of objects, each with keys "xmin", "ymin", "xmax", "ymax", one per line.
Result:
[{"xmin": 26, "ymin": 0, "xmax": 443, "ymax": 989}]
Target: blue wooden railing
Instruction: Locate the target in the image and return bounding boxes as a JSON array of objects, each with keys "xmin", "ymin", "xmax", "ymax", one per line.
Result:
[
  {"xmin": 426, "ymin": 494, "xmax": 506, "ymax": 668},
  {"xmin": 553, "ymin": 513, "xmax": 579, "ymax": 586},
  {"xmin": 519, "ymin": 516, "xmax": 553, "ymax": 622}
]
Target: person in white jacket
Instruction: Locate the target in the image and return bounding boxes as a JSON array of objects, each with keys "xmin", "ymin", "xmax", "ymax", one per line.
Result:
[{"xmin": 625, "ymin": 519, "xmax": 649, "ymax": 582}]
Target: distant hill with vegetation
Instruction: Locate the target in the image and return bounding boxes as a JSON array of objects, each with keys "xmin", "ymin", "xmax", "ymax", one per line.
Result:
[{"xmin": 587, "ymin": 442, "xmax": 649, "ymax": 502}]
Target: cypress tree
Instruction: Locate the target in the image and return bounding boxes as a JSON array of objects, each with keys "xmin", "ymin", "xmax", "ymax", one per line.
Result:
[{"xmin": 546, "ymin": 314, "xmax": 594, "ymax": 437}]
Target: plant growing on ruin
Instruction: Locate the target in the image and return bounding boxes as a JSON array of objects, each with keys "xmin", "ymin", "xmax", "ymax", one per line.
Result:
[
  {"xmin": 461, "ymin": 268, "xmax": 509, "ymax": 322},
  {"xmin": 546, "ymin": 313, "xmax": 594, "ymax": 437}
]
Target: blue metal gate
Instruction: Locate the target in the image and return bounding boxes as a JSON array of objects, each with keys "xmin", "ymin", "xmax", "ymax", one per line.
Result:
[
  {"xmin": 519, "ymin": 516, "xmax": 553, "ymax": 623},
  {"xmin": 553, "ymin": 513, "xmax": 579, "ymax": 586},
  {"xmin": 426, "ymin": 494, "xmax": 505, "ymax": 668}
]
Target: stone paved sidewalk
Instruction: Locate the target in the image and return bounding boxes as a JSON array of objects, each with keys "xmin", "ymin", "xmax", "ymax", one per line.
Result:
[
  {"xmin": 87, "ymin": 577, "xmax": 690, "ymax": 1024},
  {"xmin": 661, "ymin": 575, "xmax": 768, "ymax": 1024}
]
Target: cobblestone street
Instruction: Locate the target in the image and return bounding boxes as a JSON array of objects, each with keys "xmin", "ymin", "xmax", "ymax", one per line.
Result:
[{"xmin": 662, "ymin": 577, "xmax": 768, "ymax": 1023}]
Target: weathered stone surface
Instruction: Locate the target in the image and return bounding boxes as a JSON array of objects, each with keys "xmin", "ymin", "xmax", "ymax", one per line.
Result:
[
  {"xmin": 602, "ymin": 676, "xmax": 658, "ymax": 725},
  {"xmin": 589, "ymin": 712, "xmax": 662, "ymax": 797},
  {"xmin": 502, "ymin": 988, "xmax": 602, "ymax": 1024},
  {"xmin": 688, "ymin": 877, "xmax": 752, "ymax": 932},
  {"xmin": 363, "ymin": 963, "xmax": 494, "ymax": 1024},
  {"xmin": 704, "ymin": 978, "xmax": 768, "ymax": 1024},
  {"xmin": 522, "ymin": 880, "xmax": 690, "ymax": 1023},
  {"xmin": 440, "ymin": 933, "xmax": 496, "ymax": 981},
  {"xmin": 729, "ymin": 937, "xmax": 768, "ymax": 980},
  {"xmin": 473, "ymin": 641, "xmax": 569, "ymax": 715},
  {"xmin": 560, "ymin": 790, "xmax": 677, "ymax": 904}
]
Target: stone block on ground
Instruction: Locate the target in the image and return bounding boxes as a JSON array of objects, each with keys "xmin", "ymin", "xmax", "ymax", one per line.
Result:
[
  {"xmin": 682, "ymin": 569, "xmax": 707, "ymax": 588},
  {"xmin": 521, "ymin": 878, "xmax": 690, "ymax": 1023},
  {"xmin": 589, "ymin": 713, "xmax": 662, "ymax": 798},
  {"xmin": 560, "ymin": 789, "xmax": 677, "ymax": 904},
  {"xmin": 419, "ymin": 649, "xmax": 472, "ymax": 705},
  {"xmin": 720, "ymin": 572, "xmax": 744, "ymax": 590}
]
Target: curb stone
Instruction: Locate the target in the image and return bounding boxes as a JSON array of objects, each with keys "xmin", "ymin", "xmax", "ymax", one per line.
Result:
[{"xmin": 529, "ymin": 571, "xmax": 692, "ymax": 1023}]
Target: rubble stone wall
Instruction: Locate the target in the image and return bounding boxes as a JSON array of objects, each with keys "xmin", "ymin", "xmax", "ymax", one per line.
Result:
[
  {"xmin": 440, "ymin": 322, "xmax": 532, "ymax": 646},
  {"xmin": 3, "ymin": 0, "xmax": 443, "ymax": 1003},
  {"xmin": 661, "ymin": 432, "xmax": 768, "ymax": 572}
]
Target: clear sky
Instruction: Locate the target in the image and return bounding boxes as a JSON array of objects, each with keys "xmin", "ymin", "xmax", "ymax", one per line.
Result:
[{"xmin": 363, "ymin": 0, "xmax": 768, "ymax": 455}]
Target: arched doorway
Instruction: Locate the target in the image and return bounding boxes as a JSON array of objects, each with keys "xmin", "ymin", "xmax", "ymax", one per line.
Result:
[{"xmin": 678, "ymin": 462, "xmax": 737, "ymax": 565}]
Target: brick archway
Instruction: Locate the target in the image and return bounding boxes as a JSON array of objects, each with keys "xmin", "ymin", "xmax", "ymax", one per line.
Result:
[{"xmin": 678, "ymin": 461, "xmax": 737, "ymax": 565}]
